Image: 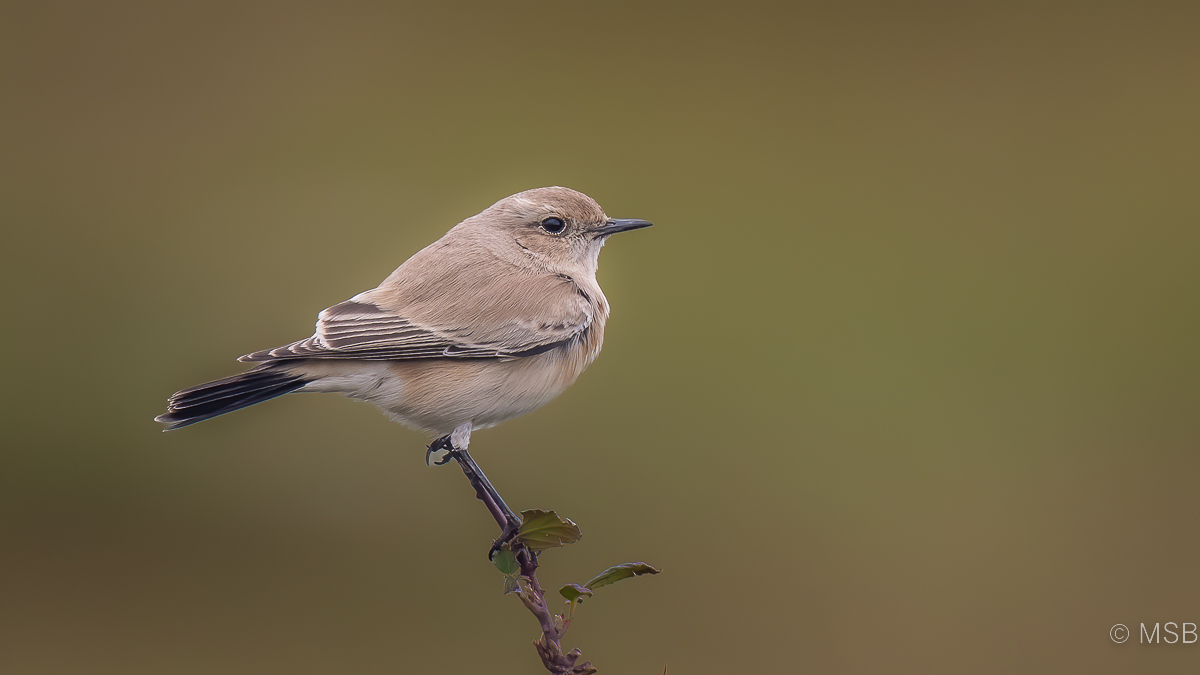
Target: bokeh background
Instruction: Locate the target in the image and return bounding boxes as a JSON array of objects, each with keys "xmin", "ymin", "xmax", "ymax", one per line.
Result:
[{"xmin": 3, "ymin": 1, "xmax": 1199, "ymax": 673}]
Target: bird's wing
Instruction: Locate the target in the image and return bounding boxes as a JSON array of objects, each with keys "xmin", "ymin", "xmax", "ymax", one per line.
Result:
[{"xmin": 239, "ymin": 272, "xmax": 595, "ymax": 362}]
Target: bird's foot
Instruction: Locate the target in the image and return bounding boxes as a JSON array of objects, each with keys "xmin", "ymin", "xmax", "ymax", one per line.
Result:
[
  {"xmin": 426, "ymin": 435, "xmax": 457, "ymax": 466},
  {"xmin": 488, "ymin": 515, "xmax": 523, "ymax": 560}
]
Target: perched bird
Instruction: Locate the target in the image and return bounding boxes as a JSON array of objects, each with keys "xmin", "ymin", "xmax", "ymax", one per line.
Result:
[{"xmin": 156, "ymin": 187, "xmax": 651, "ymax": 459}]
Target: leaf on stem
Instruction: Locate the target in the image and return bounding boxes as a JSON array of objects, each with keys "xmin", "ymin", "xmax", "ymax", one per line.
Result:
[
  {"xmin": 502, "ymin": 576, "xmax": 521, "ymax": 595},
  {"xmin": 515, "ymin": 509, "xmax": 582, "ymax": 552},
  {"xmin": 558, "ymin": 583, "xmax": 594, "ymax": 603},
  {"xmin": 492, "ymin": 548, "xmax": 523, "ymax": 595},
  {"xmin": 584, "ymin": 562, "xmax": 661, "ymax": 591},
  {"xmin": 492, "ymin": 548, "xmax": 519, "ymax": 575}
]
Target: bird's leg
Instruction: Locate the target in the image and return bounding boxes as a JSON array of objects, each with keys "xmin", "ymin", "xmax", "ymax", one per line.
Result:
[
  {"xmin": 456, "ymin": 447, "xmax": 524, "ymax": 559},
  {"xmin": 427, "ymin": 424, "xmax": 523, "ymax": 558}
]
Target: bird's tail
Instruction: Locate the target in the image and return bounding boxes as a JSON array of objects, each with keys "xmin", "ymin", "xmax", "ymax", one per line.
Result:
[{"xmin": 156, "ymin": 365, "xmax": 309, "ymax": 430}]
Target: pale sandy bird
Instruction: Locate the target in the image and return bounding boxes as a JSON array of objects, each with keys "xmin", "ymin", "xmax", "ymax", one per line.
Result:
[{"xmin": 156, "ymin": 187, "xmax": 651, "ymax": 461}]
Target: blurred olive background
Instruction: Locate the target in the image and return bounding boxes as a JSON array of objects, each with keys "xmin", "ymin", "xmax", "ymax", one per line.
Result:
[{"xmin": 3, "ymin": 1, "xmax": 1199, "ymax": 673}]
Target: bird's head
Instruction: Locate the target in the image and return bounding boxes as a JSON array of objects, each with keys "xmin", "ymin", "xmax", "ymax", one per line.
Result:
[{"xmin": 465, "ymin": 186, "xmax": 651, "ymax": 278}]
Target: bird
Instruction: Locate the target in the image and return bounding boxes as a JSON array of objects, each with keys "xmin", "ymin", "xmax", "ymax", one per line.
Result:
[{"xmin": 156, "ymin": 187, "xmax": 651, "ymax": 460}]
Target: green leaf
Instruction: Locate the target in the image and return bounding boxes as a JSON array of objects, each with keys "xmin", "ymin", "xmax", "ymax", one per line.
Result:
[
  {"xmin": 584, "ymin": 562, "xmax": 661, "ymax": 591},
  {"xmin": 502, "ymin": 576, "xmax": 520, "ymax": 595},
  {"xmin": 558, "ymin": 583, "xmax": 594, "ymax": 603},
  {"xmin": 492, "ymin": 548, "xmax": 519, "ymax": 576},
  {"xmin": 515, "ymin": 509, "xmax": 582, "ymax": 553}
]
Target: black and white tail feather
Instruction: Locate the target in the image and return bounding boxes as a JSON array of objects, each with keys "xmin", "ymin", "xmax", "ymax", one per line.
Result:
[{"xmin": 155, "ymin": 366, "xmax": 309, "ymax": 430}]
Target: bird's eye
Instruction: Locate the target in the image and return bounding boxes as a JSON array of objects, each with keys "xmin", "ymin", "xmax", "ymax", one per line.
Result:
[{"xmin": 540, "ymin": 217, "xmax": 566, "ymax": 234}]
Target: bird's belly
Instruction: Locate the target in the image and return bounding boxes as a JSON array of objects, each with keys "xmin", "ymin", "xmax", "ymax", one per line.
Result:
[{"xmin": 372, "ymin": 350, "xmax": 590, "ymax": 435}]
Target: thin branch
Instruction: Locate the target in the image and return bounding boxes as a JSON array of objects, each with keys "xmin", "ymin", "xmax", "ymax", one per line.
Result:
[{"xmin": 446, "ymin": 444, "xmax": 596, "ymax": 674}]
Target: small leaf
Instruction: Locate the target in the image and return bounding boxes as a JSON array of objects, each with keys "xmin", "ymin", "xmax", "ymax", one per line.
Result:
[
  {"xmin": 558, "ymin": 583, "xmax": 594, "ymax": 603},
  {"xmin": 492, "ymin": 548, "xmax": 519, "ymax": 576},
  {"xmin": 502, "ymin": 576, "xmax": 520, "ymax": 595},
  {"xmin": 584, "ymin": 562, "xmax": 661, "ymax": 591},
  {"xmin": 515, "ymin": 509, "xmax": 582, "ymax": 552}
]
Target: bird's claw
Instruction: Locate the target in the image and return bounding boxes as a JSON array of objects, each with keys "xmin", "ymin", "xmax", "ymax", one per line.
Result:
[
  {"xmin": 488, "ymin": 517, "xmax": 522, "ymax": 560},
  {"xmin": 426, "ymin": 436, "xmax": 457, "ymax": 466}
]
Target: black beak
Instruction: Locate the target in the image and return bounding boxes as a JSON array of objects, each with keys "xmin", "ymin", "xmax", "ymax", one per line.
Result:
[{"xmin": 593, "ymin": 218, "xmax": 653, "ymax": 237}]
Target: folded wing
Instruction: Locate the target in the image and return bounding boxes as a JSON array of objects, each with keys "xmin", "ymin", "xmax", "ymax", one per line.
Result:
[{"xmin": 240, "ymin": 273, "xmax": 594, "ymax": 362}]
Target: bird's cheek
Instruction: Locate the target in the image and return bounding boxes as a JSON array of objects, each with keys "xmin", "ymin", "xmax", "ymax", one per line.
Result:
[{"xmin": 514, "ymin": 236, "xmax": 541, "ymax": 258}]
